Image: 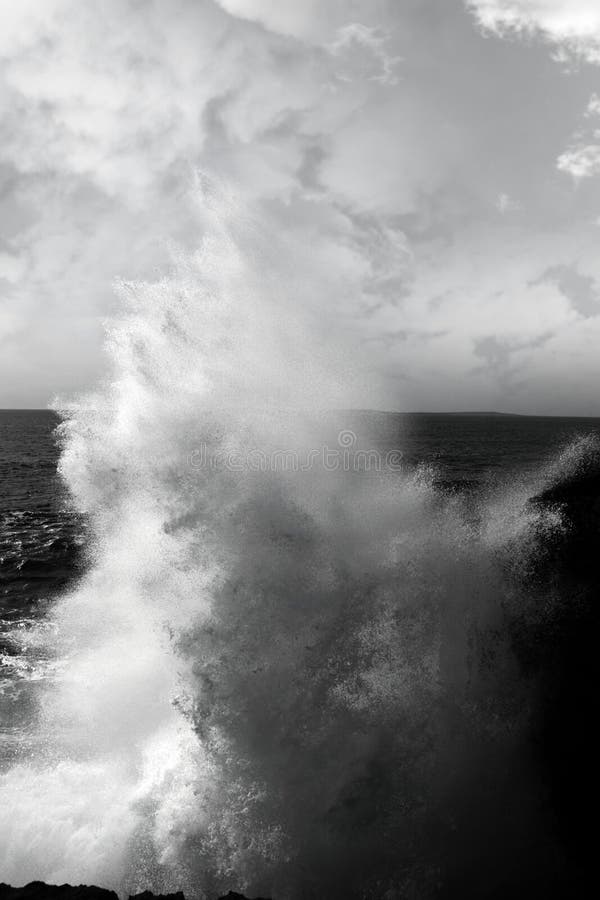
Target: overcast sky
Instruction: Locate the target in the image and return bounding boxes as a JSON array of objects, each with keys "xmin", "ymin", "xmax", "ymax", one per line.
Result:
[{"xmin": 2, "ymin": 0, "xmax": 600, "ymax": 413}]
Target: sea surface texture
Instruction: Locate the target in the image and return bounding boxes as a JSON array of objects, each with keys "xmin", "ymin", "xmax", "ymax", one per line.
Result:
[{"xmin": 0, "ymin": 411, "xmax": 85, "ymax": 759}]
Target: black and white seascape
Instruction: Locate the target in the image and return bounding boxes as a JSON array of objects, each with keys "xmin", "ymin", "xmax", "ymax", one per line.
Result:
[{"xmin": 0, "ymin": 3, "xmax": 599, "ymax": 899}]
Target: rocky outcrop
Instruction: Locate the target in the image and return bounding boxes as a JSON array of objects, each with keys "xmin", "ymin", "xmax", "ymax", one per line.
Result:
[
  {"xmin": 0, "ymin": 886, "xmax": 119, "ymax": 900},
  {"xmin": 0, "ymin": 885, "xmax": 269, "ymax": 900},
  {"xmin": 217, "ymin": 895, "xmax": 270, "ymax": 900}
]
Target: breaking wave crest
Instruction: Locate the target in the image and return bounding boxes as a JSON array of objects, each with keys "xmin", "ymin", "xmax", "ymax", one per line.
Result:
[{"xmin": 0, "ymin": 187, "xmax": 589, "ymax": 899}]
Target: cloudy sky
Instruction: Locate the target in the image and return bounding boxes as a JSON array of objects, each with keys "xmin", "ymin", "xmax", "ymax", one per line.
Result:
[{"xmin": 1, "ymin": 0, "xmax": 600, "ymax": 413}]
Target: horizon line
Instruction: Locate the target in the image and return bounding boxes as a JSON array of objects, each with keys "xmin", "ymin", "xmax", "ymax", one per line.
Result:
[{"xmin": 2, "ymin": 407, "xmax": 600, "ymax": 419}]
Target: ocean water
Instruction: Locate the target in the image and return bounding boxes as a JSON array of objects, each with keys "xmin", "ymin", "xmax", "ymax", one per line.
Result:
[
  {"xmin": 0, "ymin": 201, "xmax": 596, "ymax": 900},
  {"xmin": 0, "ymin": 406, "xmax": 597, "ymax": 899},
  {"xmin": 0, "ymin": 411, "xmax": 86, "ymax": 759}
]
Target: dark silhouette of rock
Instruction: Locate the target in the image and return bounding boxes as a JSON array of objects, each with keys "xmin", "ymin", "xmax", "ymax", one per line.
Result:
[
  {"xmin": 130, "ymin": 893, "xmax": 185, "ymax": 900},
  {"xmin": 0, "ymin": 885, "xmax": 269, "ymax": 900},
  {"xmin": 216, "ymin": 894, "xmax": 271, "ymax": 900},
  {"xmin": 0, "ymin": 884, "xmax": 118, "ymax": 900},
  {"xmin": 519, "ymin": 442, "xmax": 599, "ymax": 896}
]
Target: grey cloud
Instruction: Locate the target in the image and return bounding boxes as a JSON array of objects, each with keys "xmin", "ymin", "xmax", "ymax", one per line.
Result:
[
  {"xmin": 534, "ymin": 265, "xmax": 600, "ymax": 317},
  {"xmin": 472, "ymin": 331, "xmax": 555, "ymax": 391},
  {"xmin": 364, "ymin": 328, "xmax": 448, "ymax": 349},
  {"xmin": 473, "ymin": 335, "xmax": 511, "ymax": 370}
]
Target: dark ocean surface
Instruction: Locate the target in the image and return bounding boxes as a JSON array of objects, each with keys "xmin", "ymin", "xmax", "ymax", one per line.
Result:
[
  {"xmin": 0, "ymin": 411, "xmax": 84, "ymax": 608},
  {"xmin": 345, "ymin": 409, "xmax": 600, "ymax": 489},
  {"xmin": 0, "ymin": 411, "xmax": 85, "ymax": 754}
]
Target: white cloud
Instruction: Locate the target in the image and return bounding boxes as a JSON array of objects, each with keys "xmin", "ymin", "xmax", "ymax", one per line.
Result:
[
  {"xmin": 585, "ymin": 92, "xmax": 600, "ymax": 115},
  {"xmin": 0, "ymin": 0, "xmax": 418, "ymax": 405},
  {"xmin": 1, "ymin": 0, "xmax": 599, "ymax": 410},
  {"xmin": 556, "ymin": 90, "xmax": 600, "ymax": 180},
  {"xmin": 214, "ymin": 0, "xmax": 387, "ymax": 42},
  {"xmin": 557, "ymin": 142, "xmax": 600, "ymax": 178},
  {"xmin": 0, "ymin": 1, "xmax": 233, "ymax": 204},
  {"xmin": 0, "ymin": 1, "xmax": 404, "ymax": 208},
  {"xmin": 0, "ymin": 250, "xmax": 25, "ymax": 283},
  {"xmin": 327, "ymin": 23, "xmax": 401, "ymax": 85},
  {"xmin": 467, "ymin": 0, "xmax": 600, "ymax": 63},
  {"xmin": 496, "ymin": 192, "xmax": 521, "ymax": 213}
]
